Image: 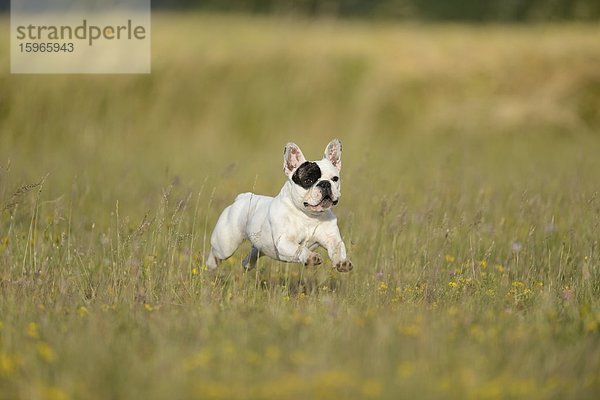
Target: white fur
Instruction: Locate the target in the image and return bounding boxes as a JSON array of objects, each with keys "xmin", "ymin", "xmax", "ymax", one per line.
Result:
[{"xmin": 206, "ymin": 139, "xmax": 353, "ymax": 272}]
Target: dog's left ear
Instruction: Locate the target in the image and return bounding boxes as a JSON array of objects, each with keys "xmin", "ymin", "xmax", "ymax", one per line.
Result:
[{"xmin": 324, "ymin": 139, "xmax": 342, "ymax": 171}]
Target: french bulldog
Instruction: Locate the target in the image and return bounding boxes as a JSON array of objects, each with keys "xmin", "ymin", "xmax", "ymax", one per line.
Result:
[{"xmin": 206, "ymin": 139, "xmax": 353, "ymax": 272}]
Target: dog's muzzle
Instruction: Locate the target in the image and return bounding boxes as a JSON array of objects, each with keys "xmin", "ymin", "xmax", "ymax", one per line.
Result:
[{"xmin": 304, "ymin": 181, "xmax": 338, "ymax": 209}]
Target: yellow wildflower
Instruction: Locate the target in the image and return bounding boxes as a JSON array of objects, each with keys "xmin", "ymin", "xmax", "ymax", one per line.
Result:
[
  {"xmin": 398, "ymin": 324, "xmax": 420, "ymax": 337},
  {"xmin": 445, "ymin": 255, "xmax": 455, "ymax": 263},
  {"xmin": 265, "ymin": 346, "xmax": 281, "ymax": 362},
  {"xmin": 245, "ymin": 351, "xmax": 260, "ymax": 366},
  {"xmin": 26, "ymin": 322, "xmax": 39, "ymax": 339},
  {"xmin": 181, "ymin": 348, "xmax": 212, "ymax": 372},
  {"xmin": 100, "ymin": 304, "xmax": 115, "ymax": 312},
  {"xmin": 585, "ymin": 320, "xmax": 598, "ymax": 333},
  {"xmin": 42, "ymin": 386, "xmax": 69, "ymax": 400},
  {"xmin": 361, "ymin": 379, "xmax": 382, "ymax": 398},
  {"xmin": 0, "ymin": 353, "xmax": 15, "ymax": 376},
  {"xmin": 78, "ymin": 306, "xmax": 88, "ymax": 317},
  {"xmin": 36, "ymin": 342, "xmax": 56, "ymax": 363},
  {"xmin": 469, "ymin": 324, "xmax": 485, "ymax": 341}
]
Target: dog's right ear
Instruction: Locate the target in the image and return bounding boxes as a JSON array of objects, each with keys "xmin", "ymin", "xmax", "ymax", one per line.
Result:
[{"xmin": 283, "ymin": 142, "xmax": 306, "ymax": 178}]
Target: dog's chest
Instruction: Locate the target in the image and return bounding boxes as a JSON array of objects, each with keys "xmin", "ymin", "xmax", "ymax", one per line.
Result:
[{"xmin": 288, "ymin": 220, "xmax": 322, "ymax": 247}]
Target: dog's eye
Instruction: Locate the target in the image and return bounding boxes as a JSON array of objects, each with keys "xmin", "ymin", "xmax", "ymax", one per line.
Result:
[
  {"xmin": 332, "ymin": 176, "xmax": 339, "ymax": 182},
  {"xmin": 304, "ymin": 177, "xmax": 316, "ymax": 186}
]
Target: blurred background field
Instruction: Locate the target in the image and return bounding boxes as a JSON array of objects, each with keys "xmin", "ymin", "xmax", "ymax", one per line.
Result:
[
  {"xmin": 4, "ymin": 0, "xmax": 600, "ymax": 21},
  {"xmin": 1, "ymin": 10, "xmax": 600, "ymax": 400}
]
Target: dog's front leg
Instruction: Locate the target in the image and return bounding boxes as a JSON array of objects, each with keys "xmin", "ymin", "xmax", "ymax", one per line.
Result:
[
  {"xmin": 274, "ymin": 236, "xmax": 322, "ymax": 266},
  {"xmin": 320, "ymin": 228, "xmax": 353, "ymax": 272}
]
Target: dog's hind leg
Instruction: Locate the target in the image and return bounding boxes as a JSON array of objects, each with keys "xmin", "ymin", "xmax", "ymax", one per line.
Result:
[
  {"xmin": 205, "ymin": 198, "xmax": 251, "ymax": 270},
  {"xmin": 206, "ymin": 229, "xmax": 245, "ymax": 270},
  {"xmin": 205, "ymin": 249, "xmax": 221, "ymax": 270},
  {"xmin": 242, "ymin": 246, "xmax": 261, "ymax": 271}
]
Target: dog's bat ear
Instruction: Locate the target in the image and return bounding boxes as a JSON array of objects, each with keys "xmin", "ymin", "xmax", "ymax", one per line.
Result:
[
  {"xmin": 324, "ymin": 139, "xmax": 342, "ymax": 171},
  {"xmin": 283, "ymin": 142, "xmax": 306, "ymax": 177}
]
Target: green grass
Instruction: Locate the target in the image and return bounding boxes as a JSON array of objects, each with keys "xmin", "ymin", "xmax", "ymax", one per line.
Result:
[{"xmin": 1, "ymin": 13, "xmax": 600, "ymax": 400}]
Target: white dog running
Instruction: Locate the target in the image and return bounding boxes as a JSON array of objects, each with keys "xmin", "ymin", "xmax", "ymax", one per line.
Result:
[{"xmin": 206, "ymin": 139, "xmax": 353, "ymax": 272}]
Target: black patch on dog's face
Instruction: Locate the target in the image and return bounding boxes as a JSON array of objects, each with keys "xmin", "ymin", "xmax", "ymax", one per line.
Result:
[{"xmin": 292, "ymin": 161, "xmax": 321, "ymax": 189}]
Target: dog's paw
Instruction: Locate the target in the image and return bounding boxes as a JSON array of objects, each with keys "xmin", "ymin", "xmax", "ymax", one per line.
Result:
[
  {"xmin": 335, "ymin": 260, "xmax": 353, "ymax": 272},
  {"xmin": 305, "ymin": 252, "xmax": 323, "ymax": 266}
]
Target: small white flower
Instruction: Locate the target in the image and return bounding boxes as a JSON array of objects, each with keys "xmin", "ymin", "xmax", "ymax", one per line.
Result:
[{"xmin": 512, "ymin": 241, "xmax": 523, "ymax": 253}]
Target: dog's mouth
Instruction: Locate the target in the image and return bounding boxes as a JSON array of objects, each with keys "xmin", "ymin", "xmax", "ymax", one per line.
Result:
[{"xmin": 303, "ymin": 195, "xmax": 338, "ymax": 211}]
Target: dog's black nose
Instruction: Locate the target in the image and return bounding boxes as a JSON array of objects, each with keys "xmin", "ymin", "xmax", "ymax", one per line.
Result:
[{"xmin": 317, "ymin": 180, "xmax": 334, "ymax": 200}]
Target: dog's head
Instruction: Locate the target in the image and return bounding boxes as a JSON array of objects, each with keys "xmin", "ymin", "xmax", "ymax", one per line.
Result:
[{"xmin": 283, "ymin": 139, "xmax": 343, "ymax": 214}]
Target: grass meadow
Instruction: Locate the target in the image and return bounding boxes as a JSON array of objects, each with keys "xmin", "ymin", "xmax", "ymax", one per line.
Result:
[{"xmin": 1, "ymin": 13, "xmax": 600, "ymax": 400}]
